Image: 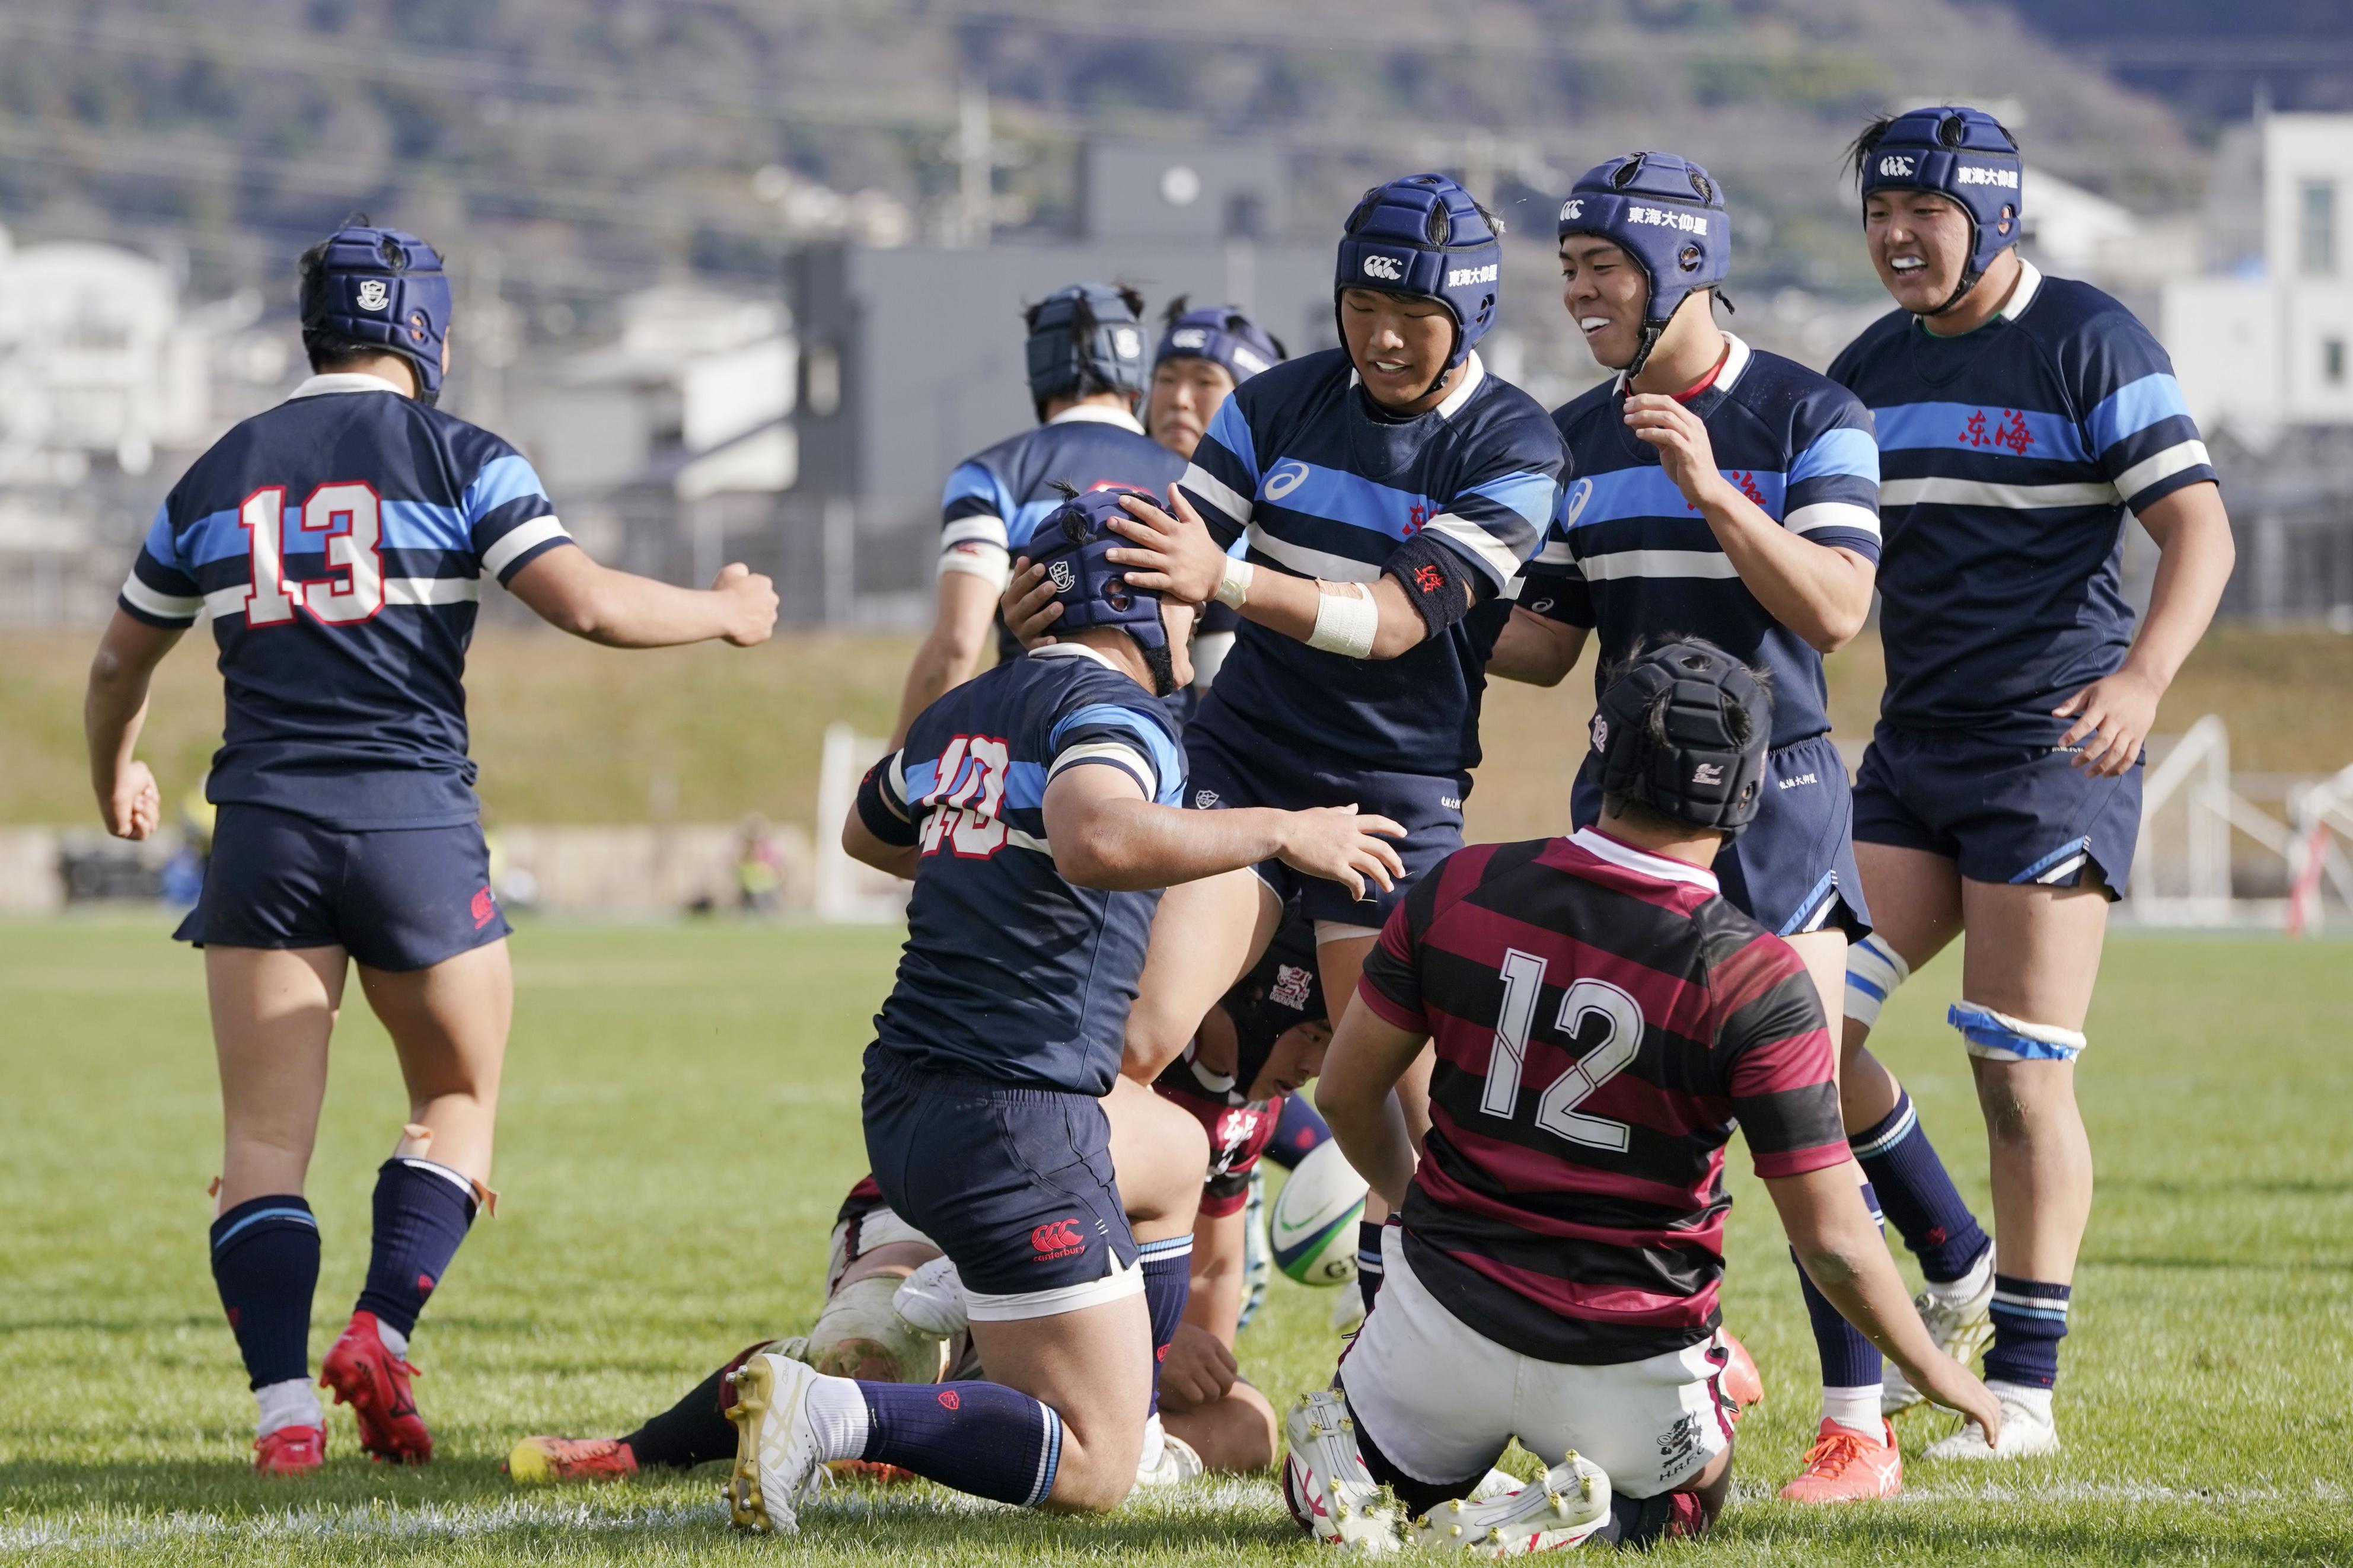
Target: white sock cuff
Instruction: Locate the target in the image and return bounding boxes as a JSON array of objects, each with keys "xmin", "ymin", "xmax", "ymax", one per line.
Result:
[
  {"xmin": 375, "ymin": 1318, "xmax": 410, "ymax": 1357},
  {"xmin": 394, "ymin": 1156, "xmax": 479, "ymax": 1201},
  {"xmin": 255, "ymin": 1377, "xmax": 323, "ymax": 1438},
  {"xmin": 804, "ymin": 1369, "xmax": 873, "ymax": 1462},
  {"xmin": 1819, "ymin": 1384, "xmax": 1885, "ymax": 1438}
]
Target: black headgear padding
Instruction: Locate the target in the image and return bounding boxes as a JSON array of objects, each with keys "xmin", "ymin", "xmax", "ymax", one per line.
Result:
[{"xmin": 1592, "ymin": 639, "xmax": 1772, "ymax": 836}]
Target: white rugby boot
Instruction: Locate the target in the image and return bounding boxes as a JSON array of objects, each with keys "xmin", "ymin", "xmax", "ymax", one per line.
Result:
[
  {"xmin": 891, "ymin": 1256, "xmax": 969, "ymax": 1339},
  {"xmin": 1135, "ymin": 1413, "xmax": 1206, "ymax": 1487},
  {"xmin": 722, "ymin": 1350, "xmax": 829, "ymax": 1532},
  {"xmin": 1924, "ymin": 1385, "xmax": 2061, "ymax": 1461},
  {"xmin": 1282, "ymin": 1390, "xmax": 1402, "ymax": 1553},
  {"xmin": 1883, "ymin": 1261, "xmax": 1995, "ymax": 1416},
  {"xmin": 1411, "ymin": 1451, "xmax": 1612, "ymax": 1556}
]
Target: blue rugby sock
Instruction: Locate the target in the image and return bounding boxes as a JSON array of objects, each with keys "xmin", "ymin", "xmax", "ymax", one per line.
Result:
[
  {"xmin": 1795, "ymin": 1181, "xmax": 1884, "ymax": 1433},
  {"xmin": 210, "ymin": 1195, "xmax": 320, "ymax": 1390},
  {"xmin": 1139, "ymin": 1235, "xmax": 1192, "ymax": 1414},
  {"xmin": 1850, "ymin": 1090, "xmax": 1991, "ymax": 1284},
  {"xmin": 1985, "ymin": 1275, "xmax": 2071, "ymax": 1390},
  {"xmin": 1356, "ymin": 1219, "xmax": 1385, "ymax": 1314},
  {"xmin": 1264, "ymin": 1093, "xmax": 1333, "ymax": 1170},
  {"xmin": 860, "ymin": 1380, "xmax": 1063, "ymax": 1506},
  {"xmin": 354, "ymin": 1157, "xmax": 476, "ymax": 1340}
]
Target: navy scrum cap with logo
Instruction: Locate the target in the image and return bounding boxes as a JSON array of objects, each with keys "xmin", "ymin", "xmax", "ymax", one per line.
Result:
[
  {"xmin": 1154, "ymin": 299, "xmax": 1285, "ymax": 387},
  {"xmin": 1026, "ymin": 484, "xmax": 1168, "ymax": 656},
  {"xmin": 1558, "ymin": 152, "xmax": 1729, "ymax": 376},
  {"xmin": 1336, "ymin": 173, "xmax": 1503, "ymax": 382},
  {"xmin": 299, "ymin": 219, "xmax": 452, "ymax": 405},
  {"xmin": 1593, "ymin": 639, "xmax": 1774, "ymax": 837},
  {"xmin": 1220, "ymin": 921, "xmax": 1327, "ymax": 1105},
  {"xmin": 1858, "ymin": 106, "xmax": 2023, "ymax": 304},
  {"xmin": 1026, "ymin": 283, "xmax": 1150, "ymax": 408}
]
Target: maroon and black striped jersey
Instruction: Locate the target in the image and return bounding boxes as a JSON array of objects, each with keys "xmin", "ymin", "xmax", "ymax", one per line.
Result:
[{"xmin": 1356, "ymin": 826, "xmax": 1847, "ymax": 1365}]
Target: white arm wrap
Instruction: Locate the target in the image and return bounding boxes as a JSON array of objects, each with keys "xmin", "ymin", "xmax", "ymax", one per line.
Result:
[
  {"xmin": 1306, "ymin": 580, "xmax": 1379, "ymax": 659},
  {"xmin": 1215, "ymin": 555, "xmax": 1255, "ymax": 609}
]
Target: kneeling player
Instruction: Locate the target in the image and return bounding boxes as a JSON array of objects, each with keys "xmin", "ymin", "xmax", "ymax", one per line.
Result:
[
  {"xmin": 716, "ymin": 487, "xmax": 1401, "ymax": 1532},
  {"xmin": 1305, "ymin": 641, "xmax": 1997, "ymax": 1551}
]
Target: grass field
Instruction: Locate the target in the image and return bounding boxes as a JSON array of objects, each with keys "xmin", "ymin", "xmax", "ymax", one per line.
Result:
[{"xmin": 4, "ymin": 918, "xmax": 2349, "ymax": 1566}]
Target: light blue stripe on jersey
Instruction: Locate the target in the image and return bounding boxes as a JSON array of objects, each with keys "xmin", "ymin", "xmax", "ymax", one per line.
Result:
[
  {"xmin": 141, "ymin": 502, "xmax": 186, "ymax": 571},
  {"xmin": 1264, "ymin": 460, "xmax": 1429, "ymax": 541},
  {"xmin": 942, "ymin": 459, "xmax": 1016, "ymax": 524},
  {"xmin": 1007, "ymin": 498, "xmax": 1064, "ymax": 551},
  {"xmin": 1787, "ymin": 426, "xmax": 1879, "ymax": 486},
  {"xmin": 459, "ymin": 453, "xmax": 550, "ymax": 522},
  {"xmin": 1872, "ymin": 402, "xmax": 2090, "ymax": 464},
  {"xmin": 173, "ymin": 500, "xmax": 476, "ymax": 561},
  {"xmin": 177, "ymin": 507, "xmax": 248, "ymax": 566},
  {"xmin": 1205, "ymin": 397, "xmax": 1261, "ymax": 487},
  {"xmin": 1462, "ymin": 468, "xmax": 1561, "ymax": 528},
  {"xmin": 1568, "ymin": 465, "xmax": 1787, "ymax": 527},
  {"xmin": 1051, "ymin": 704, "xmax": 1184, "ymax": 804},
  {"xmin": 2086, "ymin": 373, "xmax": 2192, "ymax": 454},
  {"xmin": 379, "ymin": 502, "xmax": 474, "ymax": 552}
]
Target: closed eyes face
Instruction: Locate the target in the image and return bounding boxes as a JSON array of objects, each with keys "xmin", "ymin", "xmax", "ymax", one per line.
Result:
[{"xmin": 1559, "ymin": 236, "xmax": 1648, "ymax": 371}]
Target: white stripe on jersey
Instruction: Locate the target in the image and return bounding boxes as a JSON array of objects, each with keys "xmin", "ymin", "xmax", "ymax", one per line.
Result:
[
  {"xmin": 1579, "ymin": 549, "xmax": 1742, "ymax": 582},
  {"xmin": 1244, "ymin": 524, "xmax": 1381, "ymax": 584},
  {"xmin": 383, "ymin": 577, "xmax": 484, "ymax": 606},
  {"xmin": 884, "ymin": 751, "xmax": 911, "ymax": 815},
  {"xmin": 480, "ymin": 515, "xmax": 570, "ymax": 578},
  {"xmin": 940, "ymin": 513, "xmax": 1009, "ymax": 553},
  {"xmin": 1880, "ymin": 477, "xmax": 2118, "ymax": 510},
  {"xmin": 120, "ymin": 573, "xmax": 202, "ymax": 622},
  {"xmin": 2112, "ymin": 439, "xmax": 2212, "ymax": 502},
  {"xmin": 1048, "ymin": 740, "xmax": 1156, "ymax": 800},
  {"xmin": 1783, "ymin": 501, "xmax": 1882, "ymax": 540},
  {"xmin": 1420, "ymin": 512, "xmax": 1522, "ymax": 590},
  {"xmin": 1180, "ymin": 462, "xmax": 1255, "ymax": 531}
]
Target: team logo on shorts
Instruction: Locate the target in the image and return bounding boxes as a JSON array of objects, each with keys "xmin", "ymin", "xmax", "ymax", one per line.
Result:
[
  {"xmin": 1656, "ymin": 1411, "xmax": 1702, "ymax": 1483},
  {"xmin": 470, "ymin": 887, "xmax": 498, "ymax": 928},
  {"xmin": 1031, "ymin": 1218, "xmax": 1086, "ymax": 1260},
  {"xmin": 355, "ymin": 279, "xmax": 391, "ymax": 311}
]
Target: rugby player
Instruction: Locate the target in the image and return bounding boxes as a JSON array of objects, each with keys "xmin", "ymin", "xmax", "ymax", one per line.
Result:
[
  {"xmin": 82, "ymin": 222, "xmax": 779, "ymax": 1474},
  {"xmin": 1508, "ymin": 152, "xmax": 1957, "ymax": 1500},
  {"xmin": 891, "ymin": 283, "xmax": 1181, "ymax": 745},
  {"xmin": 1302, "ymin": 641, "xmax": 1999, "ymax": 1551},
  {"xmin": 715, "ymin": 487, "xmax": 1402, "ymax": 1532},
  {"xmin": 1828, "ymin": 108, "xmax": 2235, "ymax": 1457},
  {"xmin": 503, "ymin": 920, "xmax": 1332, "ymax": 1484}
]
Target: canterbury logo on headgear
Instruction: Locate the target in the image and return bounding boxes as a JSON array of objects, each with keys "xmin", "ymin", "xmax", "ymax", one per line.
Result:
[
  {"xmin": 1560, "ymin": 198, "xmax": 1584, "ymax": 222},
  {"xmin": 1361, "ymin": 254, "xmax": 1405, "ymax": 281},
  {"xmin": 1878, "ymin": 154, "xmax": 1917, "ymax": 177}
]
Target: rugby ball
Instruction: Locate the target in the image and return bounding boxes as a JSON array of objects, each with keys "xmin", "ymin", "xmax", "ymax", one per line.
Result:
[{"xmin": 1268, "ymin": 1139, "xmax": 1369, "ymax": 1286}]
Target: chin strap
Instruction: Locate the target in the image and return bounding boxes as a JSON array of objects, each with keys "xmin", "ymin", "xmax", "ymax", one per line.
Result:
[
  {"xmin": 1622, "ymin": 323, "xmax": 1665, "ymax": 383},
  {"xmin": 1921, "ymin": 267, "xmax": 1984, "ymax": 318}
]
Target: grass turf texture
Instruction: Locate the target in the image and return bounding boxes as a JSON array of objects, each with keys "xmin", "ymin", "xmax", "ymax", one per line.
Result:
[{"xmin": 4, "ymin": 919, "xmax": 2348, "ymax": 1566}]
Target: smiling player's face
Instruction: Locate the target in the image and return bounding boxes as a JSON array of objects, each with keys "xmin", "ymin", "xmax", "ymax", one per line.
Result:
[
  {"xmin": 1865, "ymin": 191, "xmax": 1975, "ymax": 313},
  {"xmin": 1559, "ymin": 236, "xmax": 1649, "ymax": 371},
  {"xmin": 1340, "ymin": 288, "xmax": 1455, "ymax": 413}
]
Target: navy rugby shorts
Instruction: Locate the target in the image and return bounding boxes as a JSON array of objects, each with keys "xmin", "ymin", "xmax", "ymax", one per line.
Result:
[
  {"xmin": 861, "ymin": 1046, "xmax": 1142, "ymax": 1318},
  {"xmin": 1574, "ymin": 733, "xmax": 1870, "ymax": 940},
  {"xmin": 174, "ymin": 803, "xmax": 510, "ymax": 971},
  {"xmin": 1851, "ymin": 721, "xmax": 2141, "ymax": 898},
  {"xmin": 1182, "ymin": 716, "xmax": 1468, "ymax": 933}
]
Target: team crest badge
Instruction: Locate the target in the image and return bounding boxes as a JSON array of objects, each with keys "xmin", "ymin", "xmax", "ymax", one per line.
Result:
[
  {"xmin": 355, "ymin": 279, "xmax": 391, "ymax": 311},
  {"xmin": 1590, "ymin": 714, "xmax": 1608, "ymax": 752},
  {"xmin": 1047, "ymin": 560, "xmax": 1076, "ymax": 592},
  {"xmin": 1195, "ymin": 788, "xmax": 1220, "ymax": 809},
  {"xmin": 1270, "ymin": 963, "xmax": 1313, "ymax": 1012}
]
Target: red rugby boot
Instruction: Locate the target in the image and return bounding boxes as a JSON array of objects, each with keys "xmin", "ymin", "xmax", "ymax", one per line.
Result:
[
  {"xmin": 1720, "ymin": 1331, "xmax": 1765, "ymax": 1423},
  {"xmin": 1778, "ymin": 1417, "xmax": 1902, "ymax": 1503},
  {"xmin": 253, "ymin": 1423, "xmax": 326, "ymax": 1476},
  {"xmin": 506, "ymin": 1435, "xmax": 640, "ymax": 1484},
  {"xmin": 321, "ymin": 1311, "xmax": 432, "ymax": 1464}
]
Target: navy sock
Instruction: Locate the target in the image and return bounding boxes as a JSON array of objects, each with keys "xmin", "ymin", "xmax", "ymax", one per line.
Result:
[
  {"xmin": 1984, "ymin": 1275, "xmax": 2071, "ymax": 1389},
  {"xmin": 1265, "ymin": 1093, "xmax": 1333, "ymax": 1170},
  {"xmin": 861, "ymin": 1380, "xmax": 1061, "ymax": 1505},
  {"xmin": 354, "ymin": 1157, "xmax": 477, "ymax": 1339},
  {"xmin": 1356, "ymin": 1219, "xmax": 1385, "ymax": 1314},
  {"xmin": 1139, "ymin": 1235, "xmax": 1192, "ymax": 1414},
  {"xmin": 1850, "ymin": 1090, "xmax": 1991, "ymax": 1284},
  {"xmin": 1795, "ymin": 1181, "xmax": 1884, "ymax": 1396},
  {"xmin": 209, "ymin": 1195, "xmax": 320, "ymax": 1390}
]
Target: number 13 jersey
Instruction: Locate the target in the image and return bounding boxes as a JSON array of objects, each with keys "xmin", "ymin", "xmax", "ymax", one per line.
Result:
[
  {"xmin": 117, "ymin": 373, "xmax": 575, "ymax": 829},
  {"xmin": 1355, "ymin": 827, "xmax": 1848, "ymax": 1364}
]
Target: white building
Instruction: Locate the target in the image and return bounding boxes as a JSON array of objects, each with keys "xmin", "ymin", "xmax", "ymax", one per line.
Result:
[{"xmin": 2161, "ymin": 113, "xmax": 2353, "ymax": 433}]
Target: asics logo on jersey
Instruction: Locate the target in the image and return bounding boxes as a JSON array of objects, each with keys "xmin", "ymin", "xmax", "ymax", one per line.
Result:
[
  {"xmin": 1693, "ymin": 762, "xmax": 1723, "ymax": 784},
  {"xmin": 1360, "ymin": 254, "xmax": 1405, "ymax": 282},
  {"xmin": 1030, "ymin": 1219, "xmax": 1085, "ymax": 1259},
  {"xmin": 1877, "ymin": 155, "xmax": 1917, "ymax": 178},
  {"xmin": 355, "ymin": 279, "xmax": 390, "ymax": 311},
  {"xmin": 1265, "ymin": 461, "xmax": 1311, "ymax": 500},
  {"xmin": 1047, "ymin": 560, "xmax": 1076, "ymax": 592},
  {"xmin": 1561, "ymin": 477, "xmax": 1595, "ymax": 528},
  {"xmin": 1446, "ymin": 263, "xmax": 1500, "ymax": 287},
  {"xmin": 1956, "ymin": 165, "xmax": 2020, "ymax": 189}
]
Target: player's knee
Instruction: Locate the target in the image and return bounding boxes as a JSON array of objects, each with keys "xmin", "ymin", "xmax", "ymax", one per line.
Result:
[
  {"xmin": 1951, "ymin": 1002, "xmax": 2084, "ymax": 1144},
  {"xmin": 1842, "ymin": 934, "xmax": 1909, "ymax": 1033},
  {"xmin": 1045, "ymin": 1445, "xmax": 1139, "ymax": 1513},
  {"xmin": 804, "ymin": 1275, "xmax": 950, "ymax": 1384}
]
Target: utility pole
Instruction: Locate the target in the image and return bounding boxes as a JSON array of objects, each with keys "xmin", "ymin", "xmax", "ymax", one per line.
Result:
[{"xmin": 955, "ymin": 79, "xmax": 993, "ymax": 249}]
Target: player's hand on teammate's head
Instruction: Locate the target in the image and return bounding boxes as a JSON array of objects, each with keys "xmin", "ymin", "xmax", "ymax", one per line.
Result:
[
  {"xmin": 1275, "ymin": 804, "xmax": 1407, "ymax": 901},
  {"xmin": 710, "ymin": 562, "xmax": 781, "ymax": 647},
  {"xmin": 1158, "ymin": 1322, "xmax": 1238, "ymax": 1412},
  {"xmin": 99, "ymin": 760, "xmax": 161, "ymax": 841},
  {"xmin": 1001, "ymin": 557, "xmax": 1064, "ymax": 647},
  {"xmin": 1105, "ymin": 488, "xmax": 1223, "ymax": 605},
  {"xmin": 2053, "ymin": 668, "xmax": 2160, "ymax": 777}
]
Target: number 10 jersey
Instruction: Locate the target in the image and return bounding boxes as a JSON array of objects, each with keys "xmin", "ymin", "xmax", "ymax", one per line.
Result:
[
  {"xmin": 1354, "ymin": 827, "xmax": 1849, "ymax": 1365},
  {"xmin": 117, "ymin": 373, "xmax": 575, "ymax": 829}
]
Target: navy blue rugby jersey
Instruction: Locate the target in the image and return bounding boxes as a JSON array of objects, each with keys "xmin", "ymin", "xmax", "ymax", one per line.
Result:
[
  {"xmin": 1177, "ymin": 349, "xmax": 1565, "ymax": 774},
  {"xmin": 117, "ymin": 373, "xmax": 574, "ymax": 830},
  {"xmin": 1522, "ymin": 336, "xmax": 1881, "ymax": 749},
  {"xmin": 936, "ymin": 404, "xmax": 1187, "ymax": 664},
  {"xmin": 856, "ymin": 643, "xmax": 1187, "ymax": 1096},
  {"xmin": 1827, "ymin": 261, "xmax": 2217, "ymax": 739}
]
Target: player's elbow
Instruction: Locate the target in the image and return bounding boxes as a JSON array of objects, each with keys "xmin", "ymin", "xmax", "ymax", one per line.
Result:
[
  {"xmin": 1051, "ymin": 837, "xmax": 1146, "ymax": 891},
  {"xmin": 535, "ymin": 577, "xmax": 616, "ymax": 642},
  {"xmin": 1366, "ymin": 615, "xmax": 1429, "ymax": 661},
  {"xmin": 1809, "ymin": 603, "xmax": 1870, "ymax": 654}
]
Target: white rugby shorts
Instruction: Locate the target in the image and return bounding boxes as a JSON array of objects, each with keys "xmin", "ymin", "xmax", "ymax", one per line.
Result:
[
  {"xmin": 1338, "ymin": 1227, "xmax": 1734, "ymax": 1499},
  {"xmin": 825, "ymin": 1203, "xmax": 939, "ymax": 1296}
]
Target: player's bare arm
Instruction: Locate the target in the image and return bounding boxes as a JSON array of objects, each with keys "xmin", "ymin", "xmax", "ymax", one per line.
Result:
[
  {"xmin": 1625, "ymin": 394, "xmax": 1876, "ymax": 653},
  {"xmin": 1485, "ymin": 605, "xmax": 1587, "ymax": 686},
  {"xmin": 1040, "ymin": 763, "xmax": 1404, "ymax": 899},
  {"xmin": 2055, "ymin": 480, "xmax": 2234, "ymax": 777},
  {"xmin": 1105, "ymin": 488, "xmax": 1450, "ymax": 661},
  {"xmin": 841, "ymin": 807, "xmax": 920, "ymax": 880},
  {"xmin": 83, "ymin": 609, "xmax": 182, "ymax": 841},
  {"xmin": 1764, "ymin": 1163, "xmax": 2002, "ymax": 1440},
  {"xmin": 892, "ymin": 569, "xmax": 1002, "ymax": 746},
  {"xmin": 506, "ymin": 549, "xmax": 778, "ymax": 650},
  {"xmin": 1309, "ymin": 1004, "xmax": 1424, "ymax": 1211}
]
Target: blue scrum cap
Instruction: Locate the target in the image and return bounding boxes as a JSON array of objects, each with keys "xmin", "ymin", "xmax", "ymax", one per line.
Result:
[
  {"xmin": 298, "ymin": 220, "xmax": 452, "ymax": 404},
  {"xmin": 1026, "ymin": 484, "xmax": 1168, "ymax": 656},
  {"xmin": 1026, "ymin": 283, "xmax": 1150, "ymax": 411},
  {"xmin": 1335, "ymin": 173, "xmax": 1503, "ymax": 379},
  {"xmin": 1558, "ymin": 151, "xmax": 1730, "ymax": 374},
  {"xmin": 1857, "ymin": 106, "xmax": 2023, "ymax": 302},
  {"xmin": 1153, "ymin": 299, "xmax": 1284, "ymax": 386}
]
